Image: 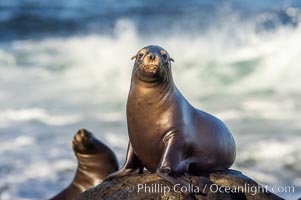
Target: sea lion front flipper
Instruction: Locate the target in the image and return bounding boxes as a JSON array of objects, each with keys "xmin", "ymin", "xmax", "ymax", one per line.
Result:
[
  {"xmin": 156, "ymin": 133, "xmax": 201, "ymax": 198},
  {"xmin": 156, "ymin": 133, "xmax": 189, "ymax": 184},
  {"xmin": 106, "ymin": 142, "xmax": 144, "ymax": 179}
]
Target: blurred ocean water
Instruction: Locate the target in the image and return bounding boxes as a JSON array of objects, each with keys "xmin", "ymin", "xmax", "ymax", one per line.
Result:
[{"xmin": 0, "ymin": 1, "xmax": 300, "ymax": 199}]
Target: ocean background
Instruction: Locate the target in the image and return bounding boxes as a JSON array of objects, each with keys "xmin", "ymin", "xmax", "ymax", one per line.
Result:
[{"xmin": 0, "ymin": 0, "xmax": 300, "ymax": 199}]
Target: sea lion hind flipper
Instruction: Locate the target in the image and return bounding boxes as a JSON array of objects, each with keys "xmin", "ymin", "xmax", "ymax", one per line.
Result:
[{"xmin": 106, "ymin": 142, "xmax": 144, "ymax": 180}]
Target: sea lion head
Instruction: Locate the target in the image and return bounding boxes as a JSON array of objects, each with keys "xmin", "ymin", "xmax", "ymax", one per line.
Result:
[{"xmin": 131, "ymin": 45, "xmax": 174, "ymax": 82}]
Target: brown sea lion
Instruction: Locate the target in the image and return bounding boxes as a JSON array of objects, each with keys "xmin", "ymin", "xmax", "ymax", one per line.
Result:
[
  {"xmin": 49, "ymin": 129, "xmax": 118, "ymax": 200},
  {"xmin": 108, "ymin": 45, "xmax": 236, "ymax": 190}
]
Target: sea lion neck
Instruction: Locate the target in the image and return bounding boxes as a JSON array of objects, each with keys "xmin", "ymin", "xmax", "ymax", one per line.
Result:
[
  {"xmin": 129, "ymin": 75, "xmax": 175, "ymax": 104},
  {"xmin": 131, "ymin": 72, "xmax": 174, "ymax": 90},
  {"xmin": 136, "ymin": 73, "xmax": 162, "ymax": 86}
]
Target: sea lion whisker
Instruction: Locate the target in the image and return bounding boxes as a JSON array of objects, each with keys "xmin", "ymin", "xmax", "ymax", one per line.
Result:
[
  {"xmin": 163, "ymin": 67, "xmax": 169, "ymax": 83},
  {"xmin": 162, "ymin": 67, "xmax": 167, "ymax": 82},
  {"xmin": 159, "ymin": 67, "xmax": 166, "ymax": 82},
  {"xmin": 132, "ymin": 66, "xmax": 140, "ymax": 77}
]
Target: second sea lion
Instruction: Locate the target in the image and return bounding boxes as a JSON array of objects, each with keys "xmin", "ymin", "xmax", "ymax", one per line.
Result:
[{"xmin": 50, "ymin": 129, "xmax": 118, "ymax": 200}]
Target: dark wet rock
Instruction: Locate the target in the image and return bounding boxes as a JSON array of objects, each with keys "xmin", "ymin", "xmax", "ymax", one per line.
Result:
[{"xmin": 75, "ymin": 170, "xmax": 283, "ymax": 200}]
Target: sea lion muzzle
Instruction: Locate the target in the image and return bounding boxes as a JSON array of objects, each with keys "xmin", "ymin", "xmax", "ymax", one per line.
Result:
[{"xmin": 141, "ymin": 53, "xmax": 160, "ymax": 74}]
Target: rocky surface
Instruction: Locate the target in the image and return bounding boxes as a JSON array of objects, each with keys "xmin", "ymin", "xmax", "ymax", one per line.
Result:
[{"xmin": 75, "ymin": 170, "xmax": 284, "ymax": 200}]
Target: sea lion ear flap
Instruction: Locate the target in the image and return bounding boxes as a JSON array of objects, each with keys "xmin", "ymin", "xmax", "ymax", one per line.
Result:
[
  {"xmin": 169, "ymin": 57, "xmax": 175, "ymax": 62},
  {"xmin": 131, "ymin": 55, "xmax": 137, "ymax": 60}
]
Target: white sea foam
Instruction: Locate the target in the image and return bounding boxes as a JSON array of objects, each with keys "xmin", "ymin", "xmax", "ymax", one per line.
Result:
[
  {"xmin": 216, "ymin": 109, "xmax": 244, "ymax": 120},
  {"xmin": 235, "ymin": 138, "xmax": 301, "ymax": 199},
  {"xmin": 0, "ymin": 109, "xmax": 82, "ymax": 127},
  {"xmin": 0, "ymin": 136, "xmax": 35, "ymax": 151},
  {"xmin": 0, "ymin": 18, "xmax": 300, "ymax": 106}
]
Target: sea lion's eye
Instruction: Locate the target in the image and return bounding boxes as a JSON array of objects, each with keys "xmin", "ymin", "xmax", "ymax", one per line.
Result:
[{"xmin": 138, "ymin": 53, "xmax": 144, "ymax": 59}]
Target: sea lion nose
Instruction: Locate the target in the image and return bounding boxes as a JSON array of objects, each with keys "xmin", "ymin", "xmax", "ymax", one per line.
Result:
[{"xmin": 149, "ymin": 53, "xmax": 156, "ymax": 61}]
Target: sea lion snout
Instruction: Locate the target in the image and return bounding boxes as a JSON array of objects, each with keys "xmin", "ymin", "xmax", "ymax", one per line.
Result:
[
  {"xmin": 149, "ymin": 53, "xmax": 156, "ymax": 61},
  {"xmin": 142, "ymin": 52, "xmax": 160, "ymax": 73}
]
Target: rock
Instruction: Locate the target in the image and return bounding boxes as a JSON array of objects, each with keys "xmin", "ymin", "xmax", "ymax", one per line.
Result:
[{"xmin": 75, "ymin": 170, "xmax": 284, "ymax": 200}]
